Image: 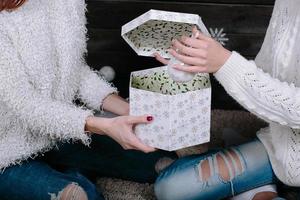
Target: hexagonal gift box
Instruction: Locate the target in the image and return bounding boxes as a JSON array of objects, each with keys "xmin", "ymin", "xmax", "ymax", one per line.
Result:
[{"xmin": 122, "ymin": 10, "xmax": 211, "ymax": 151}]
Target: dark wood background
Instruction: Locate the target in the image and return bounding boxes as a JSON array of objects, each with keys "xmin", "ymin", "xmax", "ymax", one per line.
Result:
[{"xmin": 85, "ymin": 0, "xmax": 275, "ymax": 110}]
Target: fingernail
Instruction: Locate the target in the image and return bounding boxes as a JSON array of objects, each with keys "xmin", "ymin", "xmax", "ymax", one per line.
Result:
[{"xmin": 147, "ymin": 116, "xmax": 154, "ymax": 122}]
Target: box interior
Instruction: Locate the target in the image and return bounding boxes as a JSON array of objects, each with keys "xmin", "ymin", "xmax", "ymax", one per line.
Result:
[
  {"xmin": 124, "ymin": 20, "xmax": 195, "ymax": 58},
  {"xmin": 131, "ymin": 69, "xmax": 210, "ymax": 95}
]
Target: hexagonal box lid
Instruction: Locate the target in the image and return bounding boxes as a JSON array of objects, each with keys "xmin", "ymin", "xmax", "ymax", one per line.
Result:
[{"xmin": 121, "ymin": 9, "xmax": 209, "ymax": 59}]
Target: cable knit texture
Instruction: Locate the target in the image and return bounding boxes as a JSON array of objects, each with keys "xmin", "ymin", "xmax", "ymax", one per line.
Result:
[
  {"xmin": 0, "ymin": 0, "xmax": 117, "ymax": 171},
  {"xmin": 214, "ymin": 0, "xmax": 300, "ymax": 186}
]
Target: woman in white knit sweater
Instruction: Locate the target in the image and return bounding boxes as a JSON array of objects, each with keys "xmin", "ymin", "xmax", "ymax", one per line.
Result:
[
  {"xmin": 154, "ymin": 0, "xmax": 300, "ymax": 199},
  {"xmin": 0, "ymin": 0, "xmax": 177, "ymax": 200}
]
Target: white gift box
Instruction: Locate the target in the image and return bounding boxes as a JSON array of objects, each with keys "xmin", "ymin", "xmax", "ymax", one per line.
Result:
[{"xmin": 122, "ymin": 9, "xmax": 211, "ymax": 151}]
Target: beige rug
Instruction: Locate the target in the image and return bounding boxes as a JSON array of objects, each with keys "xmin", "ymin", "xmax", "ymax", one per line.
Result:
[{"xmin": 97, "ymin": 109, "xmax": 267, "ymax": 200}]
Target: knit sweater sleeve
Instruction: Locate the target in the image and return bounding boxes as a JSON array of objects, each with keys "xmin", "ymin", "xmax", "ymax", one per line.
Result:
[
  {"xmin": 214, "ymin": 51, "xmax": 300, "ymax": 129},
  {"xmin": 0, "ymin": 32, "xmax": 93, "ymax": 145},
  {"xmin": 77, "ymin": 64, "xmax": 118, "ymax": 110}
]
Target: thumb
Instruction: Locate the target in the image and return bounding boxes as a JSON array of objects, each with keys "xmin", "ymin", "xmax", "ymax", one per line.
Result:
[{"xmin": 127, "ymin": 115, "xmax": 154, "ymax": 125}]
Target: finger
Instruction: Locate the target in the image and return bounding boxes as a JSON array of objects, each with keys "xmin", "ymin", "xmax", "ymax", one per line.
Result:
[
  {"xmin": 153, "ymin": 53, "xmax": 169, "ymax": 65},
  {"xmin": 127, "ymin": 115, "xmax": 154, "ymax": 125},
  {"xmin": 192, "ymin": 26, "xmax": 198, "ymax": 34},
  {"xmin": 191, "ymin": 27, "xmax": 210, "ymax": 40},
  {"xmin": 192, "ymin": 27, "xmax": 201, "ymax": 38},
  {"xmin": 195, "ymin": 31, "xmax": 210, "ymax": 41},
  {"xmin": 173, "ymin": 64, "xmax": 208, "ymax": 73},
  {"xmin": 180, "ymin": 36, "xmax": 208, "ymax": 49},
  {"xmin": 130, "ymin": 136, "xmax": 156, "ymax": 153},
  {"xmin": 172, "ymin": 39, "xmax": 207, "ymax": 58},
  {"xmin": 169, "ymin": 49, "xmax": 207, "ymax": 66}
]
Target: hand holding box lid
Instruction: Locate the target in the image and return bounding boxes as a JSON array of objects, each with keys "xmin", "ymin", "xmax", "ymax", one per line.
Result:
[{"xmin": 121, "ymin": 10, "xmax": 210, "ymax": 82}]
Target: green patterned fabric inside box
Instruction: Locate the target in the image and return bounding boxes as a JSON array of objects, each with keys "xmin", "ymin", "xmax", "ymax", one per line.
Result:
[
  {"xmin": 125, "ymin": 20, "xmax": 193, "ymax": 56},
  {"xmin": 131, "ymin": 70, "xmax": 210, "ymax": 95}
]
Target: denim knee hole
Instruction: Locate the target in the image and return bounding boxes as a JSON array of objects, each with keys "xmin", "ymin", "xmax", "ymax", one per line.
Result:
[
  {"xmin": 49, "ymin": 182, "xmax": 88, "ymax": 200},
  {"xmin": 197, "ymin": 150, "xmax": 246, "ymax": 196}
]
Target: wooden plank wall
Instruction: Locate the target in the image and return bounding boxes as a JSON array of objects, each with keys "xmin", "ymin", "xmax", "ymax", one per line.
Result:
[{"xmin": 86, "ymin": 0, "xmax": 275, "ymax": 109}]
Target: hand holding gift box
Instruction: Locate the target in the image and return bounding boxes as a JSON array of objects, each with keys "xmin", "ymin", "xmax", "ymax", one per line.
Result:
[{"xmin": 122, "ymin": 10, "xmax": 212, "ymax": 151}]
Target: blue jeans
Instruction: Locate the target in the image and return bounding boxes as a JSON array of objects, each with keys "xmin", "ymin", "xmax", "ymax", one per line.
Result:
[
  {"xmin": 155, "ymin": 139, "xmax": 277, "ymax": 200},
  {"xmin": 0, "ymin": 135, "xmax": 175, "ymax": 200}
]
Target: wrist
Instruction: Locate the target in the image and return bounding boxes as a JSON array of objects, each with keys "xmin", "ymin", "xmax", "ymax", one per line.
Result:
[
  {"xmin": 101, "ymin": 93, "xmax": 118, "ymax": 110},
  {"xmin": 102, "ymin": 94, "xmax": 130, "ymax": 116},
  {"xmin": 122, "ymin": 103, "xmax": 130, "ymax": 116},
  {"xmin": 85, "ymin": 116, "xmax": 95, "ymax": 133},
  {"xmin": 217, "ymin": 49, "xmax": 232, "ymax": 72},
  {"xmin": 85, "ymin": 116, "xmax": 111, "ymax": 135}
]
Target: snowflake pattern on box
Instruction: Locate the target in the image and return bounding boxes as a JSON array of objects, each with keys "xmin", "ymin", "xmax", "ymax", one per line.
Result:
[{"xmin": 130, "ymin": 67, "xmax": 211, "ymax": 151}]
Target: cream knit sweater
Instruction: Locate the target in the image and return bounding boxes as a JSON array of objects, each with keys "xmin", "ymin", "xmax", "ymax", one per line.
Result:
[
  {"xmin": 215, "ymin": 0, "xmax": 300, "ymax": 186},
  {"xmin": 0, "ymin": 0, "xmax": 117, "ymax": 171}
]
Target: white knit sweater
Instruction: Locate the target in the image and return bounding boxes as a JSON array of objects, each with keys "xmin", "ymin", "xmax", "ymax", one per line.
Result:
[
  {"xmin": 214, "ymin": 0, "xmax": 300, "ymax": 186},
  {"xmin": 0, "ymin": 0, "xmax": 117, "ymax": 171}
]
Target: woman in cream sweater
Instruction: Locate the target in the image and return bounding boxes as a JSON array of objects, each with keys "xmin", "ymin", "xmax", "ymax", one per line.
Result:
[
  {"xmin": 154, "ymin": 0, "xmax": 299, "ymax": 199},
  {"xmin": 0, "ymin": 0, "xmax": 175, "ymax": 200}
]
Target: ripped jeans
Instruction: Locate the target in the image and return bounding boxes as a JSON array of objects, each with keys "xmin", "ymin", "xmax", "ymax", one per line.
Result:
[{"xmin": 155, "ymin": 139, "xmax": 277, "ymax": 200}]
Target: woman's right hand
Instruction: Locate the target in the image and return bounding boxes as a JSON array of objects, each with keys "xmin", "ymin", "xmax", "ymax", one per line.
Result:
[{"xmin": 85, "ymin": 115, "xmax": 156, "ymax": 153}]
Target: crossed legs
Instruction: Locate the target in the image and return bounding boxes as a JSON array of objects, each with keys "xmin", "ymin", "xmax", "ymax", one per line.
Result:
[{"xmin": 155, "ymin": 139, "xmax": 277, "ymax": 200}]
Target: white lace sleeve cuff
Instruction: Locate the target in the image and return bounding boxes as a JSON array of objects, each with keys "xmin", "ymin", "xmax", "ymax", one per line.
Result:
[{"xmin": 214, "ymin": 51, "xmax": 250, "ymax": 86}]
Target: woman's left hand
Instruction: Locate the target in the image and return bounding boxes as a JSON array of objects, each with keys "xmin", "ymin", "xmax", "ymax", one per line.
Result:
[{"xmin": 155, "ymin": 27, "xmax": 232, "ymax": 74}]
